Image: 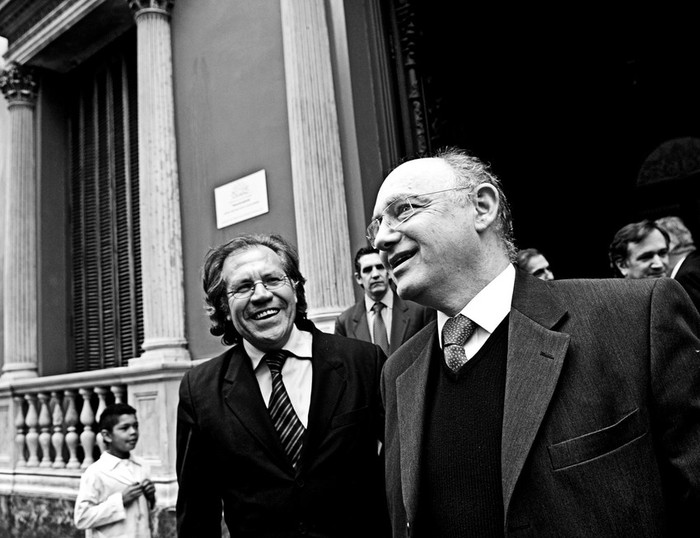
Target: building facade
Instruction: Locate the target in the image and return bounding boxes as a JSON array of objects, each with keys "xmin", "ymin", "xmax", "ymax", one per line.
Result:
[{"xmin": 1, "ymin": 1, "xmax": 699, "ymax": 536}]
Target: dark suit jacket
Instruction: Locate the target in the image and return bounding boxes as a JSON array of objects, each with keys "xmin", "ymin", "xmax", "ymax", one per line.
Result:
[
  {"xmin": 176, "ymin": 323, "xmax": 388, "ymax": 537},
  {"xmin": 382, "ymin": 268, "xmax": 700, "ymax": 537},
  {"xmin": 675, "ymin": 249, "xmax": 700, "ymax": 315},
  {"xmin": 334, "ymin": 290, "xmax": 435, "ymax": 355}
]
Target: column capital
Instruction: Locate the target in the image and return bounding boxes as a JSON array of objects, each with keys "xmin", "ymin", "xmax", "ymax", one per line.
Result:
[
  {"xmin": 127, "ymin": 0, "xmax": 174, "ymax": 19},
  {"xmin": 0, "ymin": 63, "xmax": 38, "ymax": 106}
]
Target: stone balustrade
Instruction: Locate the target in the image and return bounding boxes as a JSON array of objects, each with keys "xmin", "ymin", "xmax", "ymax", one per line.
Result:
[
  {"xmin": 12, "ymin": 383, "xmax": 127, "ymax": 471},
  {"xmin": 0, "ymin": 361, "xmax": 190, "ymax": 504}
]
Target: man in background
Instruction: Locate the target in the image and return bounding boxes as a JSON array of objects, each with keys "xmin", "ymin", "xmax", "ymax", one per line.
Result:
[
  {"xmin": 515, "ymin": 248, "xmax": 554, "ymax": 281},
  {"xmin": 656, "ymin": 215, "xmax": 700, "ymax": 313},
  {"xmin": 608, "ymin": 219, "xmax": 670, "ymax": 279},
  {"xmin": 335, "ymin": 246, "xmax": 434, "ymax": 355}
]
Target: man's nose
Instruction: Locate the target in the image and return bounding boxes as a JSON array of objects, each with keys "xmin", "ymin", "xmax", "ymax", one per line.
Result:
[
  {"xmin": 250, "ymin": 281, "xmax": 273, "ymax": 299},
  {"xmin": 373, "ymin": 220, "xmax": 401, "ymax": 250}
]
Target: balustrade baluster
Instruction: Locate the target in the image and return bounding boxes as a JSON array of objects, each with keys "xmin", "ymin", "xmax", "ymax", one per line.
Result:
[
  {"xmin": 94, "ymin": 387, "xmax": 109, "ymax": 454},
  {"xmin": 111, "ymin": 385, "xmax": 125, "ymax": 404},
  {"xmin": 50, "ymin": 391, "xmax": 66, "ymax": 468},
  {"xmin": 13, "ymin": 396, "xmax": 26, "ymax": 467},
  {"xmin": 64, "ymin": 390, "xmax": 80, "ymax": 469},
  {"xmin": 24, "ymin": 394, "xmax": 40, "ymax": 466},
  {"xmin": 79, "ymin": 388, "xmax": 96, "ymax": 468},
  {"xmin": 38, "ymin": 393, "xmax": 52, "ymax": 467}
]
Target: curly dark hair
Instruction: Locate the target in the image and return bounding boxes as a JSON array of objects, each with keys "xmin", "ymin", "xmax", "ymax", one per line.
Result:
[{"xmin": 202, "ymin": 234, "xmax": 309, "ymax": 346}]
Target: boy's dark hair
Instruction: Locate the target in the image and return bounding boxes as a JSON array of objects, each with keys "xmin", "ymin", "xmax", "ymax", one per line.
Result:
[{"xmin": 98, "ymin": 403, "xmax": 137, "ymax": 433}]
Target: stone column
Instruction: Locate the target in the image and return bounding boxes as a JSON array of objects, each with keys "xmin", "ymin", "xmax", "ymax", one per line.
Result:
[
  {"xmin": 127, "ymin": 0, "xmax": 189, "ymax": 363},
  {"xmin": 280, "ymin": 0, "xmax": 355, "ymax": 332},
  {"xmin": 0, "ymin": 64, "xmax": 38, "ymax": 379}
]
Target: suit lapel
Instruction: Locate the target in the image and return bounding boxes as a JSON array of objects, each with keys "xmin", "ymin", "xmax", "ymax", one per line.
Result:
[
  {"xmin": 501, "ymin": 270, "xmax": 569, "ymax": 515},
  {"xmin": 222, "ymin": 345, "xmax": 290, "ymax": 469},
  {"xmin": 304, "ymin": 330, "xmax": 347, "ymax": 465},
  {"xmin": 395, "ymin": 329, "xmax": 434, "ymax": 524},
  {"xmin": 389, "ymin": 292, "xmax": 410, "ymax": 354},
  {"xmin": 350, "ymin": 300, "xmax": 371, "ymax": 342}
]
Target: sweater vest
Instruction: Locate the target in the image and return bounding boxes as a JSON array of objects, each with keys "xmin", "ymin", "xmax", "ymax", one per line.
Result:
[{"xmin": 415, "ymin": 316, "xmax": 509, "ymax": 537}]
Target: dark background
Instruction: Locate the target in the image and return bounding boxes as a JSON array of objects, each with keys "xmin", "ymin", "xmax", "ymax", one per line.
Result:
[{"xmin": 405, "ymin": 5, "xmax": 700, "ymax": 278}]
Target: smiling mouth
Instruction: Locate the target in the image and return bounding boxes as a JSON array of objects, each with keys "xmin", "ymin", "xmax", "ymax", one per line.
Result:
[
  {"xmin": 252, "ymin": 308, "xmax": 280, "ymax": 320},
  {"xmin": 389, "ymin": 251, "xmax": 414, "ymax": 271}
]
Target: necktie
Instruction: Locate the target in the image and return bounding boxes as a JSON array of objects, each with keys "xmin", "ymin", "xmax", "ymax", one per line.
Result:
[
  {"xmin": 442, "ymin": 314, "xmax": 476, "ymax": 372},
  {"xmin": 264, "ymin": 350, "xmax": 305, "ymax": 470},
  {"xmin": 371, "ymin": 301, "xmax": 389, "ymax": 354}
]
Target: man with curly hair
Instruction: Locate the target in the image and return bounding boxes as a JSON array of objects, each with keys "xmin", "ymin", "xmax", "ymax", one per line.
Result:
[{"xmin": 175, "ymin": 233, "xmax": 388, "ymax": 537}]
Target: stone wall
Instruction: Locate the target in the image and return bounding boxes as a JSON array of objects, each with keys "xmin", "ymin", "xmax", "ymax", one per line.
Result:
[{"xmin": 0, "ymin": 494, "xmax": 176, "ymax": 537}]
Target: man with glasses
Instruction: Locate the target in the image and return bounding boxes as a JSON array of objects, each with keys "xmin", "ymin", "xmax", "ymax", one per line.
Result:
[
  {"xmin": 370, "ymin": 147, "xmax": 700, "ymax": 537},
  {"xmin": 176, "ymin": 233, "xmax": 389, "ymax": 537},
  {"xmin": 334, "ymin": 246, "xmax": 435, "ymax": 355}
]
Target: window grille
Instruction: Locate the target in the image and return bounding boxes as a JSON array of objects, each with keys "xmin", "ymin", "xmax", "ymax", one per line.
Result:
[{"xmin": 68, "ymin": 42, "xmax": 142, "ymax": 371}]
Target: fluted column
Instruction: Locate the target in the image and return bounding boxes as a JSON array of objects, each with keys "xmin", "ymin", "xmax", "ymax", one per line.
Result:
[
  {"xmin": 280, "ymin": 0, "xmax": 355, "ymax": 331},
  {"xmin": 0, "ymin": 64, "xmax": 38, "ymax": 379},
  {"xmin": 127, "ymin": 0, "xmax": 189, "ymax": 363}
]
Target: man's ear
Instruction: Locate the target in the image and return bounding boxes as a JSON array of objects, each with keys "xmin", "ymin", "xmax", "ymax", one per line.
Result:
[
  {"xmin": 615, "ymin": 260, "xmax": 629, "ymax": 277},
  {"xmin": 354, "ymin": 272, "xmax": 364, "ymax": 288},
  {"xmin": 101, "ymin": 428, "xmax": 112, "ymax": 444},
  {"xmin": 471, "ymin": 183, "xmax": 499, "ymax": 232}
]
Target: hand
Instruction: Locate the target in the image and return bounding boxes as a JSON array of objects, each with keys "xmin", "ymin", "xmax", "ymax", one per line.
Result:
[
  {"xmin": 122, "ymin": 482, "xmax": 144, "ymax": 505},
  {"xmin": 141, "ymin": 478, "xmax": 156, "ymax": 508}
]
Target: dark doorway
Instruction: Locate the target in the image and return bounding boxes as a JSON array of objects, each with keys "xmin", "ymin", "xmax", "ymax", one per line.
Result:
[{"xmin": 385, "ymin": 3, "xmax": 700, "ymax": 277}]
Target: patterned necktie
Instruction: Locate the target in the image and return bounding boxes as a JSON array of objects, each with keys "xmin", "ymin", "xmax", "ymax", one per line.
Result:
[
  {"xmin": 264, "ymin": 350, "xmax": 305, "ymax": 470},
  {"xmin": 442, "ymin": 314, "xmax": 476, "ymax": 372},
  {"xmin": 371, "ymin": 301, "xmax": 389, "ymax": 354}
]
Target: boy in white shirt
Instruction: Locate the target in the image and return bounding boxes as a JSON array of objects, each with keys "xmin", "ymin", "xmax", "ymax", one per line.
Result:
[{"xmin": 74, "ymin": 403, "xmax": 155, "ymax": 537}]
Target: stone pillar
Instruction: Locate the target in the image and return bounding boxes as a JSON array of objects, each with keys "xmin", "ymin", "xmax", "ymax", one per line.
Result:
[
  {"xmin": 0, "ymin": 64, "xmax": 38, "ymax": 379},
  {"xmin": 280, "ymin": 0, "xmax": 355, "ymax": 332},
  {"xmin": 127, "ymin": 0, "xmax": 189, "ymax": 363}
]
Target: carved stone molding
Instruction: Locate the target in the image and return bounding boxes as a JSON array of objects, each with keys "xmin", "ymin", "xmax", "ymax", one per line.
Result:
[
  {"xmin": 0, "ymin": 63, "xmax": 38, "ymax": 106},
  {"xmin": 127, "ymin": 0, "xmax": 174, "ymax": 18}
]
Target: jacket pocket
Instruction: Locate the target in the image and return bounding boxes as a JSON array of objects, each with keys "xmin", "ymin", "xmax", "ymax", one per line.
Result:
[
  {"xmin": 548, "ymin": 408, "xmax": 645, "ymax": 470},
  {"xmin": 331, "ymin": 406, "xmax": 369, "ymax": 429}
]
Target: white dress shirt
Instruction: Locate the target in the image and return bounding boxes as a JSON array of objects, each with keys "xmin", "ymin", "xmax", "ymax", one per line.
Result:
[
  {"xmin": 74, "ymin": 451, "xmax": 152, "ymax": 538},
  {"xmin": 437, "ymin": 263, "xmax": 515, "ymax": 361},
  {"xmin": 244, "ymin": 324, "xmax": 314, "ymax": 427},
  {"xmin": 364, "ymin": 290, "xmax": 394, "ymax": 346}
]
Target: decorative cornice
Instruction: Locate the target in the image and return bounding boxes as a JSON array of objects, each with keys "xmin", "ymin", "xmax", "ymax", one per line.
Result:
[
  {"xmin": 0, "ymin": 63, "xmax": 39, "ymax": 105},
  {"xmin": 127, "ymin": 0, "xmax": 173, "ymax": 19}
]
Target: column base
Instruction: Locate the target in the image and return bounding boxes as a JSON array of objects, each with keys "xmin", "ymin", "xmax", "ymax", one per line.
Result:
[
  {"xmin": 0, "ymin": 365, "xmax": 38, "ymax": 381},
  {"xmin": 131, "ymin": 342, "xmax": 191, "ymax": 366},
  {"xmin": 307, "ymin": 306, "xmax": 343, "ymax": 334}
]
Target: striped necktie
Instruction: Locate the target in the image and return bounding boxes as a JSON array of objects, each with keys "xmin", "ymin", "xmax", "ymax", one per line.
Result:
[{"xmin": 264, "ymin": 350, "xmax": 305, "ymax": 470}]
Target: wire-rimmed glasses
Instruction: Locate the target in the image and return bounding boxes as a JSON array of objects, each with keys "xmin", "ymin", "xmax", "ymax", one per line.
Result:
[
  {"xmin": 366, "ymin": 186, "xmax": 471, "ymax": 248},
  {"xmin": 227, "ymin": 275, "xmax": 290, "ymax": 299}
]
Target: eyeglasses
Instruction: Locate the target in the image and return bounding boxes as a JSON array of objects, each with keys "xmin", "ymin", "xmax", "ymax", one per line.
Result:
[
  {"xmin": 227, "ymin": 275, "xmax": 290, "ymax": 299},
  {"xmin": 366, "ymin": 186, "xmax": 472, "ymax": 248}
]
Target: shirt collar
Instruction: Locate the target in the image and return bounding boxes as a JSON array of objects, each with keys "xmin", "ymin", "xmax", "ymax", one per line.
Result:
[
  {"xmin": 670, "ymin": 254, "xmax": 688, "ymax": 279},
  {"xmin": 437, "ymin": 263, "xmax": 515, "ymax": 345},
  {"xmin": 101, "ymin": 450, "xmax": 141, "ymax": 471},
  {"xmin": 245, "ymin": 323, "xmax": 314, "ymax": 370},
  {"xmin": 364, "ymin": 289, "xmax": 393, "ymax": 313}
]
